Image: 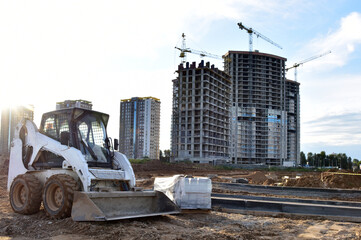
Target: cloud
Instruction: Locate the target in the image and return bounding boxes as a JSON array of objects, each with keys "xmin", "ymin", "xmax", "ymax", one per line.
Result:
[
  {"xmin": 0, "ymin": 0, "xmax": 312, "ymax": 63},
  {"xmin": 300, "ymin": 72, "xmax": 361, "ymax": 158},
  {"xmin": 299, "ymin": 12, "xmax": 361, "ymax": 71},
  {"xmin": 302, "ymin": 111, "xmax": 361, "ymax": 146},
  {"xmin": 295, "ymin": 13, "xmax": 361, "ymax": 158},
  {"xmin": 0, "ymin": 0, "xmax": 338, "ymax": 150},
  {"xmin": 301, "ymin": 73, "xmax": 361, "ymax": 116},
  {"xmin": 301, "ymin": 118, "xmax": 361, "ymax": 158}
]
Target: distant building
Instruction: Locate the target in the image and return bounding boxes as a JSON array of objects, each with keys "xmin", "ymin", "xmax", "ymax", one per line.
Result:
[
  {"xmin": 56, "ymin": 100, "xmax": 92, "ymax": 110},
  {"xmin": 119, "ymin": 97, "xmax": 161, "ymax": 160},
  {"xmin": 171, "ymin": 61, "xmax": 231, "ymax": 164},
  {"xmin": 0, "ymin": 105, "xmax": 34, "ymax": 154}
]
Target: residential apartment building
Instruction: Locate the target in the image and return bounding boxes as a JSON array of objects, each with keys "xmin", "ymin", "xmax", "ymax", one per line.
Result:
[
  {"xmin": 171, "ymin": 61, "xmax": 231, "ymax": 164},
  {"xmin": 56, "ymin": 99, "xmax": 92, "ymax": 110},
  {"xmin": 0, "ymin": 105, "xmax": 34, "ymax": 154},
  {"xmin": 223, "ymin": 50, "xmax": 300, "ymax": 166},
  {"xmin": 286, "ymin": 79, "xmax": 300, "ymax": 165},
  {"xmin": 119, "ymin": 97, "xmax": 160, "ymax": 160}
]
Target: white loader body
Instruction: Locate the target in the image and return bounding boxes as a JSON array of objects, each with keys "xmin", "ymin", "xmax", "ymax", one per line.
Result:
[
  {"xmin": 7, "ymin": 108, "xmax": 179, "ymax": 221},
  {"xmin": 8, "ymin": 119, "xmax": 136, "ymax": 192}
]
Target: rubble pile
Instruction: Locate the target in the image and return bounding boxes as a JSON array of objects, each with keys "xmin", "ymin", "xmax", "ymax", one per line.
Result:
[
  {"xmin": 283, "ymin": 176, "xmax": 324, "ymax": 188},
  {"xmin": 321, "ymin": 172, "xmax": 361, "ymax": 189},
  {"xmin": 245, "ymin": 171, "xmax": 269, "ymax": 184}
]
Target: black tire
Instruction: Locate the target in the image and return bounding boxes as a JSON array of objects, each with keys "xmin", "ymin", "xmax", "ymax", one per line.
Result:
[
  {"xmin": 43, "ymin": 174, "xmax": 79, "ymax": 219},
  {"xmin": 9, "ymin": 174, "xmax": 42, "ymax": 215}
]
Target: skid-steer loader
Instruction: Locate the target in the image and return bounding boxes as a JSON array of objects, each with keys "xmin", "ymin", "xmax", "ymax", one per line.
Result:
[{"xmin": 7, "ymin": 108, "xmax": 180, "ymax": 221}]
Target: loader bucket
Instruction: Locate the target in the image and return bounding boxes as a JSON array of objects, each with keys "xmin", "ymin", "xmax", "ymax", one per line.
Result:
[{"xmin": 71, "ymin": 191, "xmax": 180, "ymax": 221}]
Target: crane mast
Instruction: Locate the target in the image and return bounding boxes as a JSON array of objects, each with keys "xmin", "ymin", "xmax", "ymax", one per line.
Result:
[
  {"xmin": 286, "ymin": 50, "xmax": 331, "ymax": 81},
  {"xmin": 237, "ymin": 22, "xmax": 282, "ymax": 52}
]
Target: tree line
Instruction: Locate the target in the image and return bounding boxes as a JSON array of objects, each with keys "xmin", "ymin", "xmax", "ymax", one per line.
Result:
[
  {"xmin": 159, "ymin": 150, "xmax": 171, "ymax": 162},
  {"xmin": 159, "ymin": 149, "xmax": 360, "ymax": 170},
  {"xmin": 300, "ymin": 151, "xmax": 360, "ymax": 170}
]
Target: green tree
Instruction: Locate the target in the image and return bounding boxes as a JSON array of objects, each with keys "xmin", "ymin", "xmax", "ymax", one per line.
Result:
[
  {"xmin": 300, "ymin": 151, "xmax": 306, "ymax": 166},
  {"xmin": 320, "ymin": 151, "xmax": 326, "ymax": 167},
  {"xmin": 159, "ymin": 150, "xmax": 164, "ymax": 162},
  {"xmin": 314, "ymin": 153, "xmax": 320, "ymax": 167},
  {"xmin": 338, "ymin": 153, "xmax": 348, "ymax": 169},
  {"xmin": 353, "ymin": 159, "xmax": 360, "ymax": 171},
  {"xmin": 307, "ymin": 152, "xmax": 313, "ymax": 166},
  {"xmin": 328, "ymin": 154, "xmax": 336, "ymax": 167},
  {"xmin": 353, "ymin": 159, "xmax": 360, "ymax": 166},
  {"xmin": 347, "ymin": 156, "xmax": 352, "ymax": 169},
  {"xmin": 163, "ymin": 149, "xmax": 171, "ymax": 162}
]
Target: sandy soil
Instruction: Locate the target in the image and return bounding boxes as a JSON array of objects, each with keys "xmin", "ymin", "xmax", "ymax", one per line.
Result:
[
  {"xmin": 133, "ymin": 160, "xmax": 361, "ymax": 190},
  {"xmin": 1, "ymin": 158, "xmax": 361, "ymax": 239}
]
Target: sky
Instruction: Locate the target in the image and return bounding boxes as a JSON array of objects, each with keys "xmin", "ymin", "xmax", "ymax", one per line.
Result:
[{"xmin": 0, "ymin": 0, "xmax": 360, "ymax": 159}]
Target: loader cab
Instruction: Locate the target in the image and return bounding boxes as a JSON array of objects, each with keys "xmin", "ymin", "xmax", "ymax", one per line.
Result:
[{"xmin": 40, "ymin": 108, "xmax": 113, "ymax": 168}]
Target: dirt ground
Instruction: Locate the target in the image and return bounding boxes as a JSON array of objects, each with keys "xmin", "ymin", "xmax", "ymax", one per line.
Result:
[
  {"xmin": 133, "ymin": 160, "xmax": 361, "ymax": 190},
  {"xmin": 1, "ymin": 157, "xmax": 361, "ymax": 239}
]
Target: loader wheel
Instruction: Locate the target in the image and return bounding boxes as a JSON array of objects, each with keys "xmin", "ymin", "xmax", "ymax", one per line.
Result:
[
  {"xmin": 43, "ymin": 174, "xmax": 79, "ymax": 219},
  {"xmin": 10, "ymin": 174, "xmax": 42, "ymax": 215}
]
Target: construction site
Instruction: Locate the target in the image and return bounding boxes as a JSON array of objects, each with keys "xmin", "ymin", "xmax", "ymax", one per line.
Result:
[
  {"xmin": 0, "ymin": 20, "xmax": 359, "ymax": 240},
  {"xmin": 1, "ymin": 155, "xmax": 361, "ymax": 239}
]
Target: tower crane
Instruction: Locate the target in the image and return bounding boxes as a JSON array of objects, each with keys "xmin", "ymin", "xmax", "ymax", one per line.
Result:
[
  {"xmin": 286, "ymin": 50, "xmax": 331, "ymax": 81},
  {"xmin": 175, "ymin": 33, "xmax": 223, "ymax": 64},
  {"xmin": 237, "ymin": 22, "xmax": 282, "ymax": 52}
]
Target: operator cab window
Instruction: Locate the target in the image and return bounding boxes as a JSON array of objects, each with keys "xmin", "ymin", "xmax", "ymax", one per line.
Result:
[
  {"xmin": 41, "ymin": 114, "xmax": 70, "ymax": 143},
  {"xmin": 77, "ymin": 114, "xmax": 108, "ymax": 164},
  {"xmin": 43, "ymin": 116, "xmax": 57, "ymax": 139}
]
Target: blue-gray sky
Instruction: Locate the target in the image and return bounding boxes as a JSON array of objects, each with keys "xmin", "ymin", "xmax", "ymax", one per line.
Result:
[{"xmin": 0, "ymin": 0, "xmax": 360, "ymax": 159}]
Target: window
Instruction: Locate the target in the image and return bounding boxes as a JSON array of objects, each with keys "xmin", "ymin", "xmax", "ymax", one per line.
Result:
[
  {"xmin": 76, "ymin": 114, "xmax": 108, "ymax": 163},
  {"xmin": 41, "ymin": 113, "xmax": 70, "ymax": 143},
  {"xmin": 43, "ymin": 116, "xmax": 56, "ymax": 139}
]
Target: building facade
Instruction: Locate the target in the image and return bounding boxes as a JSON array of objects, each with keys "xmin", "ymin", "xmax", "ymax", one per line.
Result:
[
  {"xmin": 171, "ymin": 61, "xmax": 231, "ymax": 164},
  {"xmin": 119, "ymin": 97, "xmax": 160, "ymax": 160},
  {"xmin": 56, "ymin": 100, "xmax": 92, "ymax": 110},
  {"xmin": 0, "ymin": 105, "xmax": 34, "ymax": 154},
  {"xmin": 285, "ymin": 79, "xmax": 300, "ymax": 165},
  {"xmin": 224, "ymin": 51, "xmax": 299, "ymax": 166}
]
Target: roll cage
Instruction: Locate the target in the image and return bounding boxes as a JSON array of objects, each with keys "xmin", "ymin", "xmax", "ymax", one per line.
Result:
[{"xmin": 40, "ymin": 108, "xmax": 113, "ymax": 168}]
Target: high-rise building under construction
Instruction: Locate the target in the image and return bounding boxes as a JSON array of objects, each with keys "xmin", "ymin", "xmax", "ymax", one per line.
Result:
[
  {"xmin": 0, "ymin": 105, "xmax": 34, "ymax": 154},
  {"xmin": 285, "ymin": 79, "xmax": 300, "ymax": 164},
  {"xmin": 119, "ymin": 97, "xmax": 161, "ymax": 160},
  {"xmin": 171, "ymin": 61, "xmax": 231, "ymax": 163},
  {"xmin": 171, "ymin": 50, "xmax": 300, "ymax": 166},
  {"xmin": 224, "ymin": 51, "xmax": 300, "ymax": 166}
]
